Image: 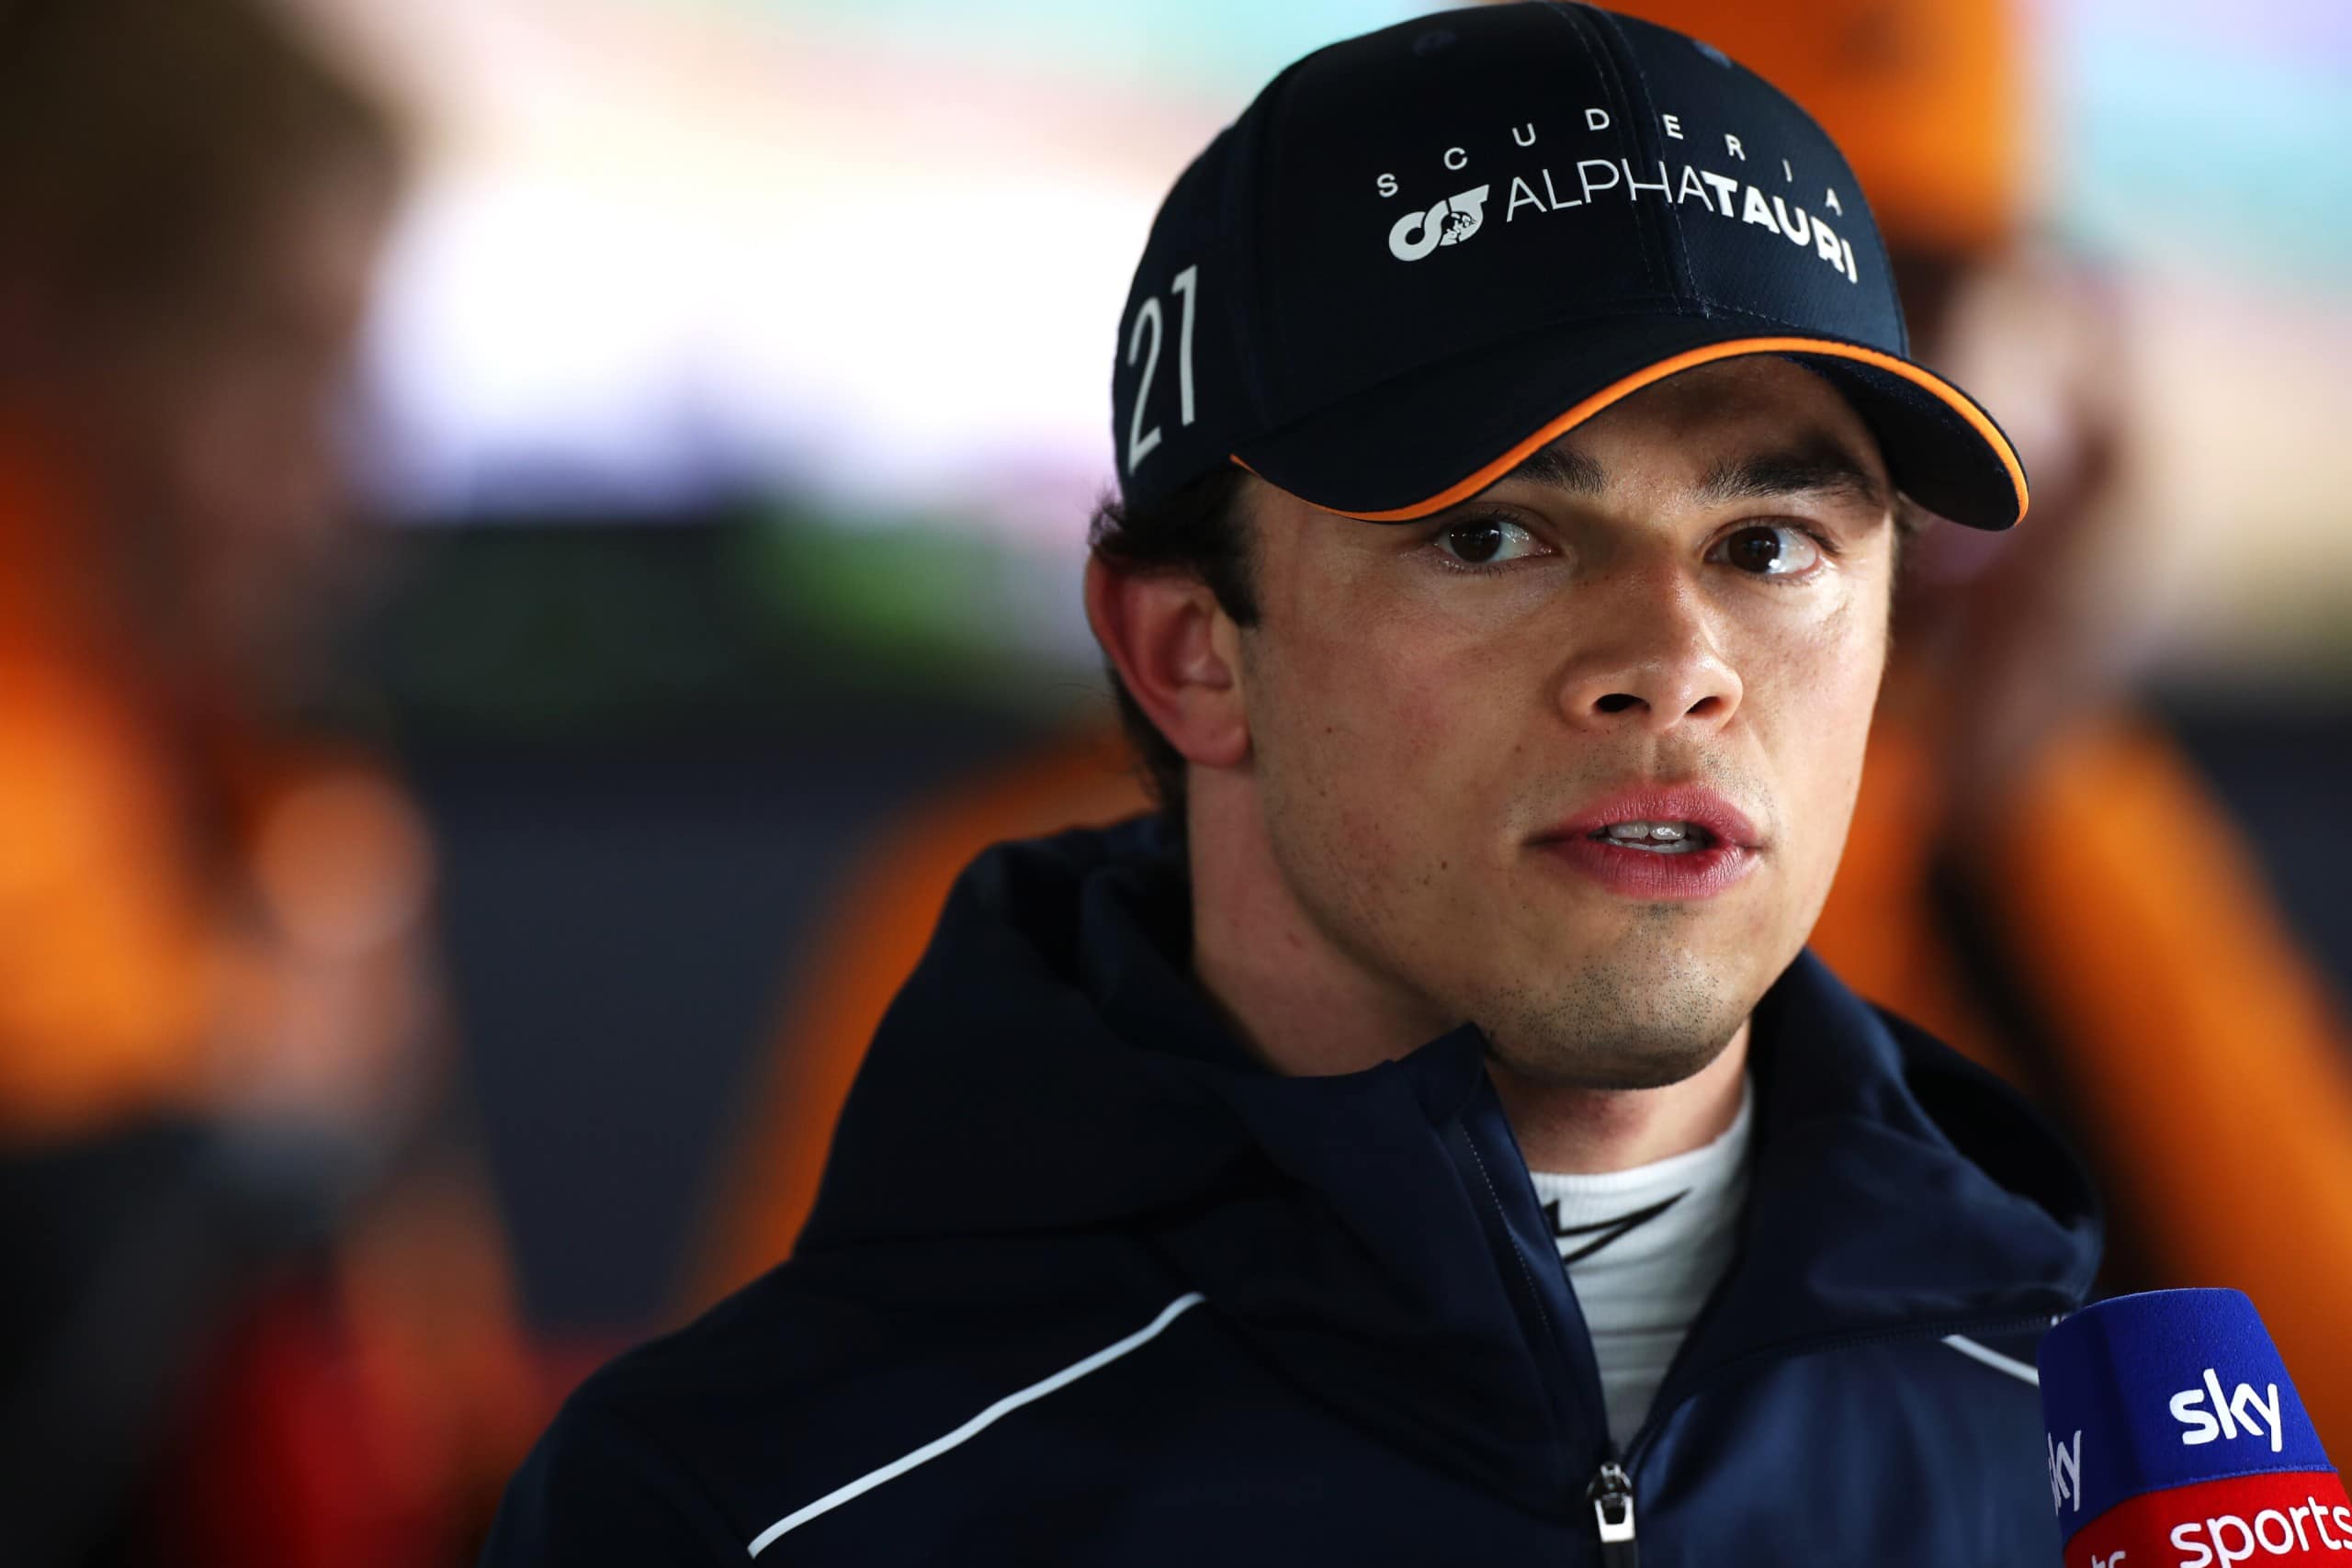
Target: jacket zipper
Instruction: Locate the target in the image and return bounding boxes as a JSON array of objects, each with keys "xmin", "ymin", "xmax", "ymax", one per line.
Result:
[
  {"xmin": 1452, "ymin": 1073, "xmax": 2080, "ymax": 1564},
  {"xmin": 1577, "ymin": 1306, "xmax": 2070, "ymax": 1562},
  {"xmin": 1571, "ymin": 1310, "xmax": 2064, "ymax": 1562},
  {"xmin": 1586, "ymin": 1448, "xmax": 1638, "ymax": 1566}
]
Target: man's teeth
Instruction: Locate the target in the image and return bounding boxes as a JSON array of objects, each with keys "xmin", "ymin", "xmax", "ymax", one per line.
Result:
[
  {"xmin": 1597, "ymin": 820, "xmax": 1711, "ymax": 853},
  {"xmin": 1604, "ymin": 820, "xmax": 1688, "ymax": 841}
]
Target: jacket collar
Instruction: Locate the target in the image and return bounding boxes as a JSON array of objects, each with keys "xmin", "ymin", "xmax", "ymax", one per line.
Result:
[{"xmin": 801, "ymin": 819, "xmax": 2101, "ymax": 1507}]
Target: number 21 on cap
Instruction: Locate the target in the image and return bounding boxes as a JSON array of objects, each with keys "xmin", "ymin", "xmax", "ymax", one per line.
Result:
[{"xmin": 1127, "ymin": 265, "xmax": 1198, "ymax": 474}]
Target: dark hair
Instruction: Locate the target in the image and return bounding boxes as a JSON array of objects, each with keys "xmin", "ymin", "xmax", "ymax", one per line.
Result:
[{"xmin": 1086, "ymin": 464, "xmax": 1259, "ymax": 825}]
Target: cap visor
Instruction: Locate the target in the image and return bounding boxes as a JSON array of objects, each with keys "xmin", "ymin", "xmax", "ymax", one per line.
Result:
[{"xmin": 1231, "ymin": 314, "xmax": 2028, "ymax": 530}]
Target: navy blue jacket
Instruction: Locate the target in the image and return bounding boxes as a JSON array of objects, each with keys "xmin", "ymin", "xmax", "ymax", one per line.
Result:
[{"xmin": 483, "ymin": 818, "xmax": 2102, "ymax": 1564}]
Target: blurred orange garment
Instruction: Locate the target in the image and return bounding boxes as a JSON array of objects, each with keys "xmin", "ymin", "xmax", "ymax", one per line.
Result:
[
  {"xmin": 0, "ymin": 421, "xmax": 547, "ymax": 1557},
  {"xmin": 1596, "ymin": 0, "xmax": 2024, "ymax": 254},
  {"xmin": 693, "ymin": 715, "xmax": 2352, "ymax": 1454},
  {"xmin": 1815, "ymin": 714, "xmax": 2352, "ymax": 1453},
  {"xmin": 691, "ymin": 728, "xmax": 1149, "ymax": 1307},
  {"xmin": 0, "ymin": 427, "xmax": 225, "ymax": 1138},
  {"xmin": 0, "ymin": 422, "xmax": 435, "ymax": 1140}
]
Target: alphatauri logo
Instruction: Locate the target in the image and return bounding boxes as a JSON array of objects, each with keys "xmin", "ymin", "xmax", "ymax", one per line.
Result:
[{"xmin": 1389, "ymin": 183, "xmax": 1491, "ymax": 261}]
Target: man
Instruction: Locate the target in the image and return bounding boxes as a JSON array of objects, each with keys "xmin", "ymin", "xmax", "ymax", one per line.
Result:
[{"xmin": 486, "ymin": 6, "xmax": 2099, "ymax": 1562}]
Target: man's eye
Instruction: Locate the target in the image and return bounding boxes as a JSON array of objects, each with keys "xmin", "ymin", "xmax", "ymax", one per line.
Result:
[
  {"xmin": 1434, "ymin": 517, "xmax": 1546, "ymax": 568},
  {"xmin": 1710, "ymin": 524, "xmax": 1823, "ymax": 579}
]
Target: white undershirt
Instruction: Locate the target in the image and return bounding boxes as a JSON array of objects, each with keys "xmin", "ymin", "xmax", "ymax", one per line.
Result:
[{"xmin": 1526, "ymin": 1075, "xmax": 1755, "ymax": 1445}]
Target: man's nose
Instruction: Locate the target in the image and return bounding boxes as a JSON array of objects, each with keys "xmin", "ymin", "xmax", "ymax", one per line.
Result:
[{"xmin": 1552, "ymin": 564, "xmax": 1744, "ymax": 735}]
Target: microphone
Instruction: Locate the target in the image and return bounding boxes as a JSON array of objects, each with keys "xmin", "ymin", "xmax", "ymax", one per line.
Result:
[{"xmin": 2039, "ymin": 1289, "xmax": 2348, "ymax": 1566}]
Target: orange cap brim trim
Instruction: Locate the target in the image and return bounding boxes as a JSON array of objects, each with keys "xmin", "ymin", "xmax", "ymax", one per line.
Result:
[{"xmin": 1234, "ymin": 335, "xmax": 2030, "ymax": 526}]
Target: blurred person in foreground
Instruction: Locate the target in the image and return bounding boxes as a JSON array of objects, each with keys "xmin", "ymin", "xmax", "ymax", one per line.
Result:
[
  {"xmin": 490, "ymin": 7, "xmax": 2104, "ymax": 1562},
  {"xmin": 697, "ymin": 0, "xmax": 2352, "ymax": 1458},
  {"xmin": 0, "ymin": 0, "xmax": 536, "ymax": 1562}
]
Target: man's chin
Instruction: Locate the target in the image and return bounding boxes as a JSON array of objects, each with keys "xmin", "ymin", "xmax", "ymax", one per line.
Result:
[
  {"xmin": 1473, "ymin": 955, "xmax": 1756, "ymax": 1091},
  {"xmin": 1489, "ymin": 1029, "xmax": 1735, "ymax": 1093}
]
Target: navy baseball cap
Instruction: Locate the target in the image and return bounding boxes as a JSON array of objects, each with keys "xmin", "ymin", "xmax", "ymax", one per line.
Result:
[{"xmin": 1111, "ymin": 1, "xmax": 2029, "ymax": 529}]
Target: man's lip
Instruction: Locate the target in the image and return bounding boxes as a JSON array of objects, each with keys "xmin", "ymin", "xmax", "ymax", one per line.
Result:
[{"xmin": 1538, "ymin": 786, "xmax": 1762, "ymax": 851}]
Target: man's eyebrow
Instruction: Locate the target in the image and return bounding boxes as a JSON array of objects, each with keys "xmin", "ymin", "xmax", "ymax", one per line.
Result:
[
  {"xmin": 1497, "ymin": 441, "xmax": 1606, "ymax": 495},
  {"xmin": 1697, "ymin": 438, "xmax": 1890, "ymax": 512}
]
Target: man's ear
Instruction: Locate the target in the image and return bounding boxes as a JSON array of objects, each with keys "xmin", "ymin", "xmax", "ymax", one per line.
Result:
[{"xmin": 1083, "ymin": 556, "xmax": 1250, "ymax": 772}]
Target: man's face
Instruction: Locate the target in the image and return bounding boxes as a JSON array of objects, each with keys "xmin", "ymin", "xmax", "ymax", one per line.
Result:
[{"xmin": 1228, "ymin": 356, "xmax": 1896, "ymax": 1089}]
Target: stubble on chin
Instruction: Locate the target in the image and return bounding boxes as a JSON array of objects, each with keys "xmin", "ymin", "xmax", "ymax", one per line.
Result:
[{"xmin": 1473, "ymin": 917, "xmax": 1748, "ymax": 1091}]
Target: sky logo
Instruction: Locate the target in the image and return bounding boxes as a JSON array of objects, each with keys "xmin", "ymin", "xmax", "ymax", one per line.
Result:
[
  {"xmin": 2173, "ymin": 1369, "xmax": 2287, "ymax": 1453},
  {"xmin": 2048, "ymin": 1427, "xmax": 2085, "ymax": 1517}
]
